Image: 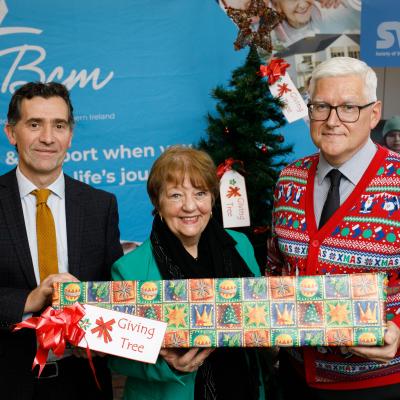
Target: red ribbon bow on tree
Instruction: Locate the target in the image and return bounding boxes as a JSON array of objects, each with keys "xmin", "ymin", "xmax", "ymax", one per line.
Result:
[
  {"xmin": 13, "ymin": 304, "xmax": 100, "ymax": 388},
  {"xmin": 216, "ymin": 158, "xmax": 244, "ymax": 179},
  {"xmin": 259, "ymin": 58, "xmax": 290, "ymax": 85},
  {"xmin": 91, "ymin": 317, "xmax": 115, "ymax": 344}
]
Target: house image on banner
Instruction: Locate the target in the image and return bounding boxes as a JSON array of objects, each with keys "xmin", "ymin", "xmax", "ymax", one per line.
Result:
[{"xmin": 275, "ymin": 34, "xmax": 360, "ymax": 94}]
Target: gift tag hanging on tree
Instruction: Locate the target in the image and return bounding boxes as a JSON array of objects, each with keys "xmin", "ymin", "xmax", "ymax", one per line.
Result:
[
  {"xmin": 220, "ymin": 169, "xmax": 250, "ymax": 228},
  {"xmin": 260, "ymin": 58, "xmax": 308, "ymax": 123}
]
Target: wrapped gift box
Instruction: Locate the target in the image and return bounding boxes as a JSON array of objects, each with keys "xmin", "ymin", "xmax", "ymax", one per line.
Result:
[{"xmin": 53, "ymin": 272, "xmax": 387, "ymax": 347}]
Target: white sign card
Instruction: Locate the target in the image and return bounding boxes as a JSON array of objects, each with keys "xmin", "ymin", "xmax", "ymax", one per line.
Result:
[
  {"xmin": 78, "ymin": 304, "xmax": 167, "ymax": 364},
  {"xmin": 220, "ymin": 170, "xmax": 250, "ymax": 228}
]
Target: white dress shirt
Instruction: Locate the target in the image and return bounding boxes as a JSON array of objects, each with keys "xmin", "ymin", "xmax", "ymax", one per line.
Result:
[{"xmin": 314, "ymin": 139, "xmax": 378, "ymax": 227}]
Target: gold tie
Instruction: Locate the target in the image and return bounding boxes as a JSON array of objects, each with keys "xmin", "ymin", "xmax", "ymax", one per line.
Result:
[{"xmin": 32, "ymin": 189, "xmax": 58, "ymax": 281}]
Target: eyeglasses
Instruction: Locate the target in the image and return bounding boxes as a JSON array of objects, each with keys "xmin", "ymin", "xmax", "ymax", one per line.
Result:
[{"xmin": 307, "ymin": 102, "xmax": 375, "ymax": 123}]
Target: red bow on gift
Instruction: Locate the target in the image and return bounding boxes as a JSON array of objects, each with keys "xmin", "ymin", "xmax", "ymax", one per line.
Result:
[
  {"xmin": 259, "ymin": 58, "xmax": 290, "ymax": 85},
  {"xmin": 91, "ymin": 317, "xmax": 115, "ymax": 344},
  {"xmin": 13, "ymin": 304, "xmax": 99, "ymax": 388},
  {"xmin": 216, "ymin": 158, "xmax": 244, "ymax": 179}
]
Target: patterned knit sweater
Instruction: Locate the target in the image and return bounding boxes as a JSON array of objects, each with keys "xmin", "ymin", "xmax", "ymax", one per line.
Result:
[{"xmin": 269, "ymin": 145, "xmax": 400, "ymax": 390}]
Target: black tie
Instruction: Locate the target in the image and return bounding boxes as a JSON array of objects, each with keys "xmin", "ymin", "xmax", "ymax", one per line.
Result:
[{"xmin": 319, "ymin": 169, "xmax": 342, "ymax": 229}]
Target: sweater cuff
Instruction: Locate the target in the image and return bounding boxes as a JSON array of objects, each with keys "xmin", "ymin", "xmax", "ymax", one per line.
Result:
[{"xmin": 391, "ymin": 313, "xmax": 400, "ymax": 330}]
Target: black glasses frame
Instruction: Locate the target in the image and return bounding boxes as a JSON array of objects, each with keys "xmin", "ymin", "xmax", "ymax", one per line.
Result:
[{"xmin": 307, "ymin": 102, "xmax": 376, "ymax": 123}]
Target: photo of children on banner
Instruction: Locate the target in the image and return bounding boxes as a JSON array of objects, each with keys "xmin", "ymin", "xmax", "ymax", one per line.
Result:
[{"xmin": 270, "ymin": 0, "xmax": 360, "ymax": 48}]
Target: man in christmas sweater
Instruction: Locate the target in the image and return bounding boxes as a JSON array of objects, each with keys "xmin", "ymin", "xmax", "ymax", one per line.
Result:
[{"xmin": 268, "ymin": 57, "xmax": 400, "ymax": 399}]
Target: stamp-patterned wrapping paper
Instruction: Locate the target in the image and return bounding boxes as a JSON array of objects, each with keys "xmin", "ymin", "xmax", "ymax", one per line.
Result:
[{"xmin": 52, "ymin": 273, "xmax": 387, "ymax": 347}]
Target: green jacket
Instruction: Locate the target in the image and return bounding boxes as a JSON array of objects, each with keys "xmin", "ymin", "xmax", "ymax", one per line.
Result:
[{"xmin": 109, "ymin": 230, "xmax": 263, "ymax": 400}]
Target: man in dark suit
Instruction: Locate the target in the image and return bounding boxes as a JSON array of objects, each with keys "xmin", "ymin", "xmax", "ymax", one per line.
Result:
[{"xmin": 0, "ymin": 82, "xmax": 123, "ymax": 399}]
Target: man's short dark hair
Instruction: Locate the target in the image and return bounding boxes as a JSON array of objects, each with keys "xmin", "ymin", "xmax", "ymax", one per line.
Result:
[{"xmin": 7, "ymin": 82, "xmax": 74, "ymax": 127}]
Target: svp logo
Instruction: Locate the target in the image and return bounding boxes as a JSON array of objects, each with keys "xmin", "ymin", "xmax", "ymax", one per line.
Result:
[
  {"xmin": 0, "ymin": 0, "xmax": 113, "ymax": 94},
  {"xmin": 376, "ymin": 21, "xmax": 400, "ymax": 50}
]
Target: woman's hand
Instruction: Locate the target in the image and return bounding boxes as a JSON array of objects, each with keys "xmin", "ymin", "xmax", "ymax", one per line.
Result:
[
  {"xmin": 347, "ymin": 321, "xmax": 400, "ymax": 363},
  {"xmin": 159, "ymin": 348, "xmax": 214, "ymax": 373}
]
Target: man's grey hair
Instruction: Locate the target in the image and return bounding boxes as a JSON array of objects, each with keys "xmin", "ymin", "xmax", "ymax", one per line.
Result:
[{"xmin": 309, "ymin": 57, "xmax": 377, "ymax": 102}]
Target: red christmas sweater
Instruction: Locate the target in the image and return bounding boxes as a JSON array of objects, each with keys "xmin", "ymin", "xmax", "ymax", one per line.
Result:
[{"xmin": 269, "ymin": 145, "xmax": 400, "ymax": 390}]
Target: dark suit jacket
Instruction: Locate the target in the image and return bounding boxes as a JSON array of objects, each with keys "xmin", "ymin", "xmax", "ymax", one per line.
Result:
[{"xmin": 0, "ymin": 169, "xmax": 123, "ymax": 396}]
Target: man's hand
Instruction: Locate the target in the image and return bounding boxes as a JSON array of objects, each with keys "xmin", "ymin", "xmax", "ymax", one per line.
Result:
[
  {"xmin": 24, "ymin": 272, "xmax": 79, "ymax": 313},
  {"xmin": 348, "ymin": 321, "xmax": 400, "ymax": 363},
  {"xmin": 159, "ymin": 348, "xmax": 214, "ymax": 373}
]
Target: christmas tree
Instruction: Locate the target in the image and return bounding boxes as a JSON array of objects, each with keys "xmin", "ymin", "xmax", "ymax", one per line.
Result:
[
  {"xmin": 304, "ymin": 304, "xmax": 321, "ymax": 324},
  {"xmin": 222, "ymin": 305, "xmax": 239, "ymax": 325},
  {"xmin": 198, "ymin": 46, "xmax": 292, "ymax": 268},
  {"xmin": 144, "ymin": 306, "xmax": 157, "ymax": 320}
]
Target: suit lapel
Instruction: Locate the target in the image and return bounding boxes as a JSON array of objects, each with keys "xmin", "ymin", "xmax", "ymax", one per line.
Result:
[
  {"xmin": 0, "ymin": 170, "xmax": 37, "ymax": 288},
  {"xmin": 65, "ymin": 175, "xmax": 83, "ymax": 277}
]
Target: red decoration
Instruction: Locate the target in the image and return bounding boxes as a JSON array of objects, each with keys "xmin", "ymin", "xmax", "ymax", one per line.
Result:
[
  {"xmin": 216, "ymin": 158, "xmax": 244, "ymax": 179},
  {"xmin": 277, "ymin": 135, "xmax": 284, "ymax": 143},
  {"xmin": 13, "ymin": 304, "xmax": 100, "ymax": 388},
  {"xmin": 259, "ymin": 58, "xmax": 290, "ymax": 85},
  {"xmin": 227, "ymin": 186, "xmax": 241, "ymax": 198},
  {"xmin": 277, "ymin": 82, "xmax": 291, "ymax": 97},
  {"xmin": 261, "ymin": 144, "xmax": 268, "ymax": 153},
  {"xmin": 91, "ymin": 317, "xmax": 115, "ymax": 344},
  {"xmin": 224, "ymin": 126, "xmax": 230, "ymax": 134},
  {"xmin": 253, "ymin": 226, "xmax": 270, "ymax": 234}
]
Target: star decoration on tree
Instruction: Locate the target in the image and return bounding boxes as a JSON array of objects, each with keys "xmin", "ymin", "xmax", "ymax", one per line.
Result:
[{"xmin": 223, "ymin": 0, "xmax": 284, "ymax": 53}]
